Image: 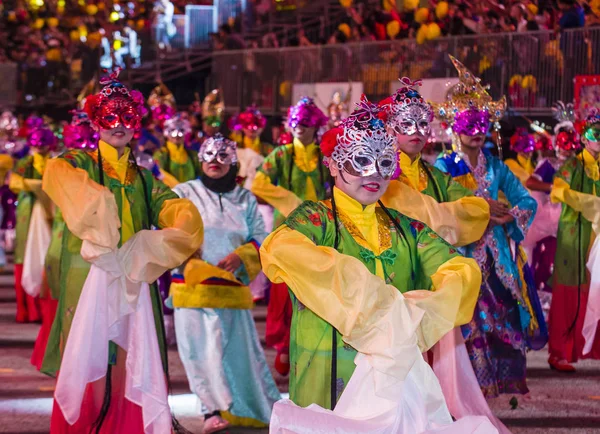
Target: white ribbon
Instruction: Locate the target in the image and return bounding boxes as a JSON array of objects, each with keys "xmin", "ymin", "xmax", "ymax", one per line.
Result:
[
  {"xmin": 583, "ymin": 236, "xmax": 600, "ymax": 355},
  {"xmin": 54, "ymin": 241, "xmax": 170, "ymax": 434},
  {"xmin": 432, "ymin": 328, "xmax": 511, "ymax": 434},
  {"xmin": 22, "ymin": 201, "xmax": 52, "ymax": 297},
  {"xmin": 269, "ymin": 295, "xmax": 498, "ymax": 434}
]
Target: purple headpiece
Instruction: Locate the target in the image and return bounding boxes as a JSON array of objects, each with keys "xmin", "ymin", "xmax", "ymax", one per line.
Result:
[
  {"xmin": 63, "ymin": 110, "xmax": 99, "ymax": 150},
  {"xmin": 25, "ymin": 116, "xmax": 44, "ymax": 133},
  {"xmin": 509, "ymin": 127, "xmax": 535, "ymax": 154},
  {"xmin": 287, "ymin": 97, "xmax": 328, "ymax": 129},
  {"xmin": 27, "ymin": 127, "xmax": 57, "ymax": 150},
  {"xmin": 432, "ymin": 56, "xmax": 506, "ymax": 138}
]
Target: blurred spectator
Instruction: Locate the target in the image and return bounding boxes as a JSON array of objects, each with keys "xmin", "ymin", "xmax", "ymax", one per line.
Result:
[
  {"xmin": 511, "ymin": 4, "xmax": 529, "ymax": 32},
  {"xmin": 558, "ymin": 0, "xmax": 586, "ymax": 29},
  {"xmin": 218, "ymin": 24, "xmax": 245, "ymax": 50}
]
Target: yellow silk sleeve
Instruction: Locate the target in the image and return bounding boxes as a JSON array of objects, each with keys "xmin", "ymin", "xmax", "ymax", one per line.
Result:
[
  {"xmin": 405, "ymin": 256, "xmax": 480, "ymax": 351},
  {"xmin": 42, "ymin": 158, "xmax": 121, "ymax": 249},
  {"xmin": 439, "ymin": 197, "xmax": 490, "ymax": 246},
  {"xmin": 381, "ymin": 181, "xmax": 490, "ymax": 246},
  {"xmin": 261, "ymin": 226, "xmax": 479, "ymax": 353},
  {"xmin": 9, "ymin": 173, "xmax": 27, "ymax": 193},
  {"xmin": 505, "ymin": 159, "xmax": 532, "ymax": 186},
  {"xmin": 251, "ymin": 171, "xmax": 303, "ymax": 217},
  {"xmin": 261, "ymin": 225, "xmax": 398, "ymax": 339},
  {"xmin": 0, "ymin": 154, "xmax": 13, "ymax": 182},
  {"xmin": 551, "ymin": 177, "xmax": 600, "ymax": 233},
  {"xmin": 116, "ymin": 198, "xmax": 204, "ymax": 283},
  {"xmin": 159, "ymin": 168, "xmax": 180, "ymax": 188},
  {"xmin": 234, "ymin": 242, "xmax": 261, "ymax": 281}
]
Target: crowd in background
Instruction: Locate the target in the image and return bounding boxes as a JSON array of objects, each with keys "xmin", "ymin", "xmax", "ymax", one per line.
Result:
[
  {"xmin": 213, "ymin": 0, "xmax": 600, "ymax": 51},
  {"xmin": 1, "ymin": 0, "xmax": 599, "ymax": 105},
  {"xmin": 0, "ymin": 0, "xmax": 211, "ymax": 103}
]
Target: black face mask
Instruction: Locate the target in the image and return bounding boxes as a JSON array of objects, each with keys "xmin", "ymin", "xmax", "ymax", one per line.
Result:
[{"xmin": 200, "ymin": 164, "xmax": 239, "ymax": 194}]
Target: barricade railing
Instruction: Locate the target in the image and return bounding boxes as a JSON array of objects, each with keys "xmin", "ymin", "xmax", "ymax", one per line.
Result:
[{"xmin": 209, "ymin": 27, "xmax": 600, "ymax": 116}]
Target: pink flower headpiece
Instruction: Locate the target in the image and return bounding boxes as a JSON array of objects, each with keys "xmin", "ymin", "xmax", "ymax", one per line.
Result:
[
  {"xmin": 63, "ymin": 110, "xmax": 99, "ymax": 150},
  {"xmin": 509, "ymin": 127, "xmax": 535, "ymax": 154},
  {"xmin": 228, "ymin": 105, "xmax": 267, "ymax": 131}
]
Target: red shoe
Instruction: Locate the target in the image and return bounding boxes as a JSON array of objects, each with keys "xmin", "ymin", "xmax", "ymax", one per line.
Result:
[
  {"xmin": 15, "ymin": 311, "xmax": 28, "ymax": 323},
  {"xmin": 548, "ymin": 357, "xmax": 576, "ymax": 372},
  {"xmin": 274, "ymin": 352, "xmax": 290, "ymax": 376}
]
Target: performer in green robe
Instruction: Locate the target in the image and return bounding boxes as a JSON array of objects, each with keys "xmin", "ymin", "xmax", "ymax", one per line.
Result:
[
  {"xmin": 153, "ymin": 113, "xmax": 200, "ymax": 187},
  {"xmin": 40, "ymin": 71, "xmax": 203, "ymax": 434},
  {"xmin": 261, "ymin": 99, "xmax": 480, "ymax": 409},
  {"xmin": 379, "ymin": 77, "xmax": 489, "ymax": 247},
  {"xmin": 30, "ymin": 110, "xmax": 99, "ymax": 371},
  {"xmin": 9, "ymin": 122, "xmax": 57, "ymax": 323},
  {"xmin": 549, "ymin": 108, "xmax": 600, "ymax": 371},
  {"xmin": 252, "ymin": 97, "xmax": 329, "ymax": 376}
]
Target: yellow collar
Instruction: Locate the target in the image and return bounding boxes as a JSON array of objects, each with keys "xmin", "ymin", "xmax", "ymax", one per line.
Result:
[
  {"xmin": 333, "ymin": 187, "xmax": 376, "ymax": 222},
  {"xmin": 243, "ymin": 136, "xmax": 261, "ymax": 154},
  {"xmin": 99, "ymin": 140, "xmax": 131, "ymax": 182},
  {"xmin": 293, "ymin": 138, "xmax": 318, "ymax": 172},
  {"xmin": 581, "ymin": 149, "xmax": 600, "ymax": 181},
  {"xmin": 582, "ymin": 148, "xmax": 600, "ymax": 165},
  {"xmin": 166, "ymin": 141, "xmax": 189, "ymax": 165},
  {"xmin": 32, "ymin": 152, "xmax": 49, "ymax": 176},
  {"xmin": 399, "ymin": 152, "xmax": 421, "ymax": 190},
  {"xmin": 333, "ymin": 187, "xmax": 381, "ymax": 253}
]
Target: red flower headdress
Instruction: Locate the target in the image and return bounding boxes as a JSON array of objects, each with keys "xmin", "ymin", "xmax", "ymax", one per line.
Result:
[{"xmin": 84, "ymin": 68, "xmax": 147, "ymax": 130}]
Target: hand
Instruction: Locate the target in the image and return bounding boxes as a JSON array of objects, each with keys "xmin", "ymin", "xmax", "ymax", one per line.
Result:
[
  {"xmin": 217, "ymin": 253, "xmax": 242, "ymax": 273},
  {"xmin": 489, "ymin": 213, "xmax": 514, "ymax": 227},
  {"xmin": 486, "ymin": 198, "xmax": 509, "ymax": 217}
]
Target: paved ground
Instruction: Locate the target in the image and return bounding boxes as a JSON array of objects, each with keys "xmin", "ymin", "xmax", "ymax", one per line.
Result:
[{"xmin": 0, "ymin": 261, "xmax": 599, "ymax": 433}]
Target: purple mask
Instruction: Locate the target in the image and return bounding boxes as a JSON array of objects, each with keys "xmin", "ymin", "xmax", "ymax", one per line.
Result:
[{"xmin": 452, "ymin": 108, "xmax": 491, "ymax": 137}]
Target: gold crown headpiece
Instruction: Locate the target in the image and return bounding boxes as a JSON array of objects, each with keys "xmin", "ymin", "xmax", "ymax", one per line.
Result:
[{"xmin": 431, "ymin": 55, "xmax": 506, "ymax": 125}]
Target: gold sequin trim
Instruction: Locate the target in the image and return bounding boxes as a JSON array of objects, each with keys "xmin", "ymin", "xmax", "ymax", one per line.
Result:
[
  {"xmin": 88, "ymin": 150, "xmax": 137, "ymax": 185},
  {"xmin": 322, "ymin": 201, "xmax": 392, "ymax": 252}
]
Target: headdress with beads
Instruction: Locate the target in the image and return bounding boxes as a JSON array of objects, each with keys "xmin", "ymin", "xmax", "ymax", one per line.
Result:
[
  {"xmin": 321, "ymin": 96, "xmax": 398, "ymax": 179},
  {"xmin": 83, "ymin": 68, "xmax": 147, "ymax": 130},
  {"xmin": 287, "ymin": 97, "xmax": 328, "ymax": 130},
  {"xmin": 380, "ymin": 77, "xmax": 434, "ymax": 137}
]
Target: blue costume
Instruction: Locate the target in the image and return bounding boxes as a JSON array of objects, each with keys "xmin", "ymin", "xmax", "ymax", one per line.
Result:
[{"xmin": 436, "ymin": 149, "xmax": 546, "ymax": 397}]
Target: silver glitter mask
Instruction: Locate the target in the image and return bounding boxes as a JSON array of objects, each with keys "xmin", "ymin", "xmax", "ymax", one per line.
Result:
[
  {"xmin": 199, "ymin": 133, "xmax": 238, "ymax": 165},
  {"xmin": 0, "ymin": 111, "xmax": 18, "ymax": 133},
  {"xmin": 386, "ymin": 77, "xmax": 434, "ymax": 137},
  {"xmin": 163, "ymin": 114, "xmax": 192, "ymax": 139},
  {"xmin": 330, "ymin": 99, "xmax": 398, "ymax": 179}
]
